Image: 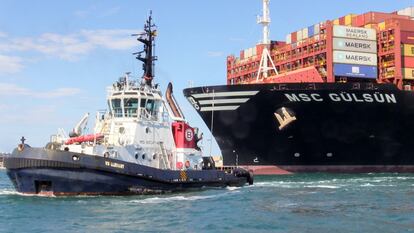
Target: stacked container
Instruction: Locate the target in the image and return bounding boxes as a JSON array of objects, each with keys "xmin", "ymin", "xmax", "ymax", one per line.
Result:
[
  {"xmin": 332, "ymin": 25, "xmax": 378, "ymax": 79},
  {"xmin": 402, "ymin": 44, "xmax": 414, "ymax": 79}
]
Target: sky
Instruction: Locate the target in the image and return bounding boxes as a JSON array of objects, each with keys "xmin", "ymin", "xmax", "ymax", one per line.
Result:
[{"xmin": 0, "ymin": 0, "xmax": 413, "ymax": 154}]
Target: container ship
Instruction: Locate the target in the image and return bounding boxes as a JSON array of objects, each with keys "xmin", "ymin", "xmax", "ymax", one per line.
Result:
[{"xmin": 184, "ymin": 1, "xmax": 414, "ymax": 174}]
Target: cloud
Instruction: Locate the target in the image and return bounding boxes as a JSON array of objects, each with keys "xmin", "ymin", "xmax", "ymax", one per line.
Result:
[
  {"xmin": 207, "ymin": 51, "xmax": 224, "ymax": 57},
  {"xmin": 0, "ymin": 29, "xmax": 139, "ymax": 63},
  {"xmin": 0, "ymin": 83, "xmax": 81, "ymax": 98},
  {"xmin": 101, "ymin": 6, "xmax": 121, "ymax": 17},
  {"xmin": 0, "ymin": 55, "xmax": 24, "ymax": 73},
  {"xmin": 74, "ymin": 6, "xmax": 121, "ymax": 18},
  {"xmin": 81, "ymin": 29, "xmax": 137, "ymax": 50}
]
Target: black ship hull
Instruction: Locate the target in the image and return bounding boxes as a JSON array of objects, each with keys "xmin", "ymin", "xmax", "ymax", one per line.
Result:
[
  {"xmin": 4, "ymin": 148, "xmax": 251, "ymax": 196},
  {"xmin": 184, "ymin": 82, "xmax": 414, "ymax": 174}
]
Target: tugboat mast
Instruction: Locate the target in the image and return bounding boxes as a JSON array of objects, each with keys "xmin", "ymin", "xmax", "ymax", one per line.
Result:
[{"xmin": 135, "ymin": 11, "xmax": 158, "ymax": 86}]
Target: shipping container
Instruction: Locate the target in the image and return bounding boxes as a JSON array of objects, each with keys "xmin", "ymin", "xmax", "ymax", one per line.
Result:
[
  {"xmin": 364, "ymin": 24, "xmax": 377, "ymax": 29},
  {"xmin": 245, "ymin": 48, "xmax": 252, "ymax": 58},
  {"xmin": 297, "ymin": 30, "xmax": 303, "ymax": 41},
  {"xmin": 345, "ymin": 14, "xmax": 354, "ymax": 26},
  {"xmin": 333, "ymin": 19, "xmax": 340, "ymax": 25},
  {"xmin": 401, "ymin": 31, "xmax": 414, "ymax": 44},
  {"xmin": 378, "ymin": 22, "xmax": 386, "ymax": 31},
  {"xmin": 286, "ymin": 34, "xmax": 291, "ymax": 44},
  {"xmin": 339, "ymin": 17, "xmax": 345, "ymax": 25},
  {"xmin": 314, "ymin": 23, "xmax": 320, "ymax": 35},
  {"xmin": 352, "ymin": 14, "xmax": 365, "ymax": 27},
  {"xmin": 333, "ymin": 25, "xmax": 376, "ymax": 41},
  {"xmin": 308, "ymin": 25, "xmax": 314, "ymax": 37},
  {"xmin": 402, "ymin": 44, "xmax": 414, "ymax": 56},
  {"xmin": 403, "ymin": 56, "xmax": 414, "ymax": 67},
  {"xmin": 302, "ymin": 28, "xmax": 308, "ymax": 39},
  {"xmin": 333, "ymin": 50, "xmax": 378, "ymax": 66},
  {"xmin": 395, "ymin": 18, "xmax": 414, "ymax": 31},
  {"xmin": 333, "ymin": 38, "xmax": 377, "ymax": 54},
  {"xmin": 333, "ymin": 63, "xmax": 377, "ymax": 78},
  {"xmin": 291, "ymin": 32, "xmax": 297, "ymax": 43},
  {"xmin": 364, "ymin": 11, "xmax": 410, "ymax": 24},
  {"xmin": 403, "ymin": 68, "xmax": 414, "ymax": 79}
]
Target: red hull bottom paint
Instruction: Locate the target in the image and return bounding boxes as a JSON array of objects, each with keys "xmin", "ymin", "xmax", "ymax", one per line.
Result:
[{"xmin": 241, "ymin": 165, "xmax": 414, "ymax": 175}]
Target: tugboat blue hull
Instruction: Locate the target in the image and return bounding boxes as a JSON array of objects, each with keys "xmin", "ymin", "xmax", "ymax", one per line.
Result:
[{"xmin": 4, "ymin": 148, "xmax": 251, "ymax": 196}]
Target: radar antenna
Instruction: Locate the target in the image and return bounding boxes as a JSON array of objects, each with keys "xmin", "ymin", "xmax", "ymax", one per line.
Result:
[{"xmin": 256, "ymin": 0, "xmax": 278, "ymax": 81}]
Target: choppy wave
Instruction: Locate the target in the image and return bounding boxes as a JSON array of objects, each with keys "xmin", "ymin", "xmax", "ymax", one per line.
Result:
[
  {"xmin": 130, "ymin": 189, "xmax": 241, "ymax": 204},
  {"xmin": 253, "ymin": 175, "xmax": 413, "ymax": 189}
]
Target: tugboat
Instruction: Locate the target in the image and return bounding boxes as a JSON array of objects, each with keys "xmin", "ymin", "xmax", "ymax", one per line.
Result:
[{"xmin": 3, "ymin": 13, "xmax": 253, "ymax": 196}]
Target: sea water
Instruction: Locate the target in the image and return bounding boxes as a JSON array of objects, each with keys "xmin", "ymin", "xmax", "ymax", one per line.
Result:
[{"xmin": 1, "ymin": 170, "xmax": 414, "ymax": 233}]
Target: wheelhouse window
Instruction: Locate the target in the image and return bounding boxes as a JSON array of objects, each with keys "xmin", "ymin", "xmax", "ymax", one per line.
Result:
[
  {"xmin": 124, "ymin": 98, "xmax": 138, "ymax": 117},
  {"xmin": 111, "ymin": 99, "xmax": 122, "ymax": 117},
  {"xmin": 139, "ymin": 98, "xmax": 162, "ymax": 120}
]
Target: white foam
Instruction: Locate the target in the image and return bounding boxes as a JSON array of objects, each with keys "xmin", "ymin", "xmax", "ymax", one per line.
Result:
[
  {"xmin": 304, "ymin": 185, "xmax": 339, "ymax": 189},
  {"xmin": 0, "ymin": 189, "xmax": 56, "ymax": 197},
  {"xmin": 0, "ymin": 189, "xmax": 19, "ymax": 195},
  {"xmin": 226, "ymin": 186, "xmax": 241, "ymax": 191},
  {"xmin": 131, "ymin": 195, "xmax": 215, "ymax": 204},
  {"xmin": 130, "ymin": 188, "xmax": 241, "ymax": 204}
]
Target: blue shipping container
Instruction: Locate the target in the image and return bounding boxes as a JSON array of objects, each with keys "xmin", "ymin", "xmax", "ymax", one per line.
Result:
[
  {"xmin": 308, "ymin": 26, "xmax": 314, "ymax": 37},
  {"xmin": 333, "ymin": 64, "xmax": 377, "ymax": 79}
]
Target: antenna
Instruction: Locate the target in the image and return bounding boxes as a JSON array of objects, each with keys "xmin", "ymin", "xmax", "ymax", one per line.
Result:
[
  {"xmin": 134, "ymin": 11, "xmax": 158, "ymax": 87},
  {"xmin": 256, "ymin": 0, "xmax": 278, "ymax": 81},
  {"xmin": 257, "ymin": 0, "xmax": 270, "ymax": 44}
]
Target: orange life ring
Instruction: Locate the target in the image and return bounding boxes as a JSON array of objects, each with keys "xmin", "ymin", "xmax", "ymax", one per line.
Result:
[{"xmin": 185, "ymin": 160, "xmax": 190, "ymax": 168}]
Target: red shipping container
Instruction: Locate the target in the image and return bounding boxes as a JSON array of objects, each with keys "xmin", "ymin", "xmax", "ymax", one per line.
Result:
[
  {"xmin": 339, "ymin": 16, "xmax": 345, "ymax": 25},
  {"xmin": 364, "ymin": 12, "xmax": 410, "ymax": 24},
  {"xmin": 397, "ymin": 19, "xmax": 414, "ymax": 31},
  {"xmin": 401, "ymin": 31, "xmax": 414, "ymax": 44},
  {"xmin": 256, "ymin": 44, "xmax": 264, "ymax": 56},
  {"xmin": 403, "ymin": 56, "xmax": 414, "ymax": 68},
  {"xmin": 352, "ymin": 14, "xmax": 365, "ymax": 27},
  {"xmin": 291, "ymin": 32, "xmax": 297, "ymax": 43}
]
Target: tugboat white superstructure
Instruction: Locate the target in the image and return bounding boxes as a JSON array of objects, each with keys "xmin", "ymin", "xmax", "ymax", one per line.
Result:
[{"xmin": 4, "ymin": 13, "xmax": 252, "ymax": 196}]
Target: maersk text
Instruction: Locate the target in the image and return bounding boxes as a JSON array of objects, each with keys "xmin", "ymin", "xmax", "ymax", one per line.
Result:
[{"xmin": 284, "ymin": 93, "xmax": 397, "ymax": 103}]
